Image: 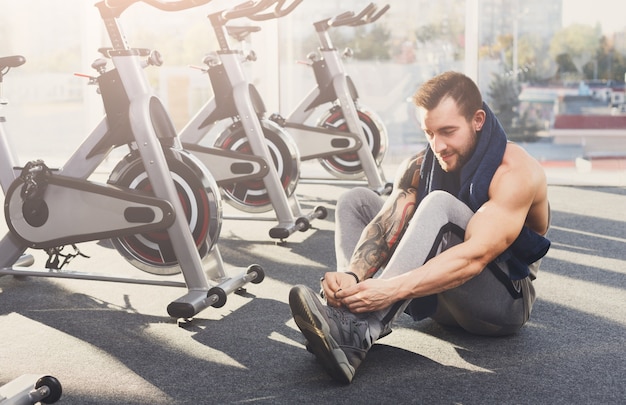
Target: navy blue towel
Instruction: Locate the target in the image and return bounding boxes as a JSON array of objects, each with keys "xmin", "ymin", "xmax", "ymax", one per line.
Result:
[{"xmin": 417, "ymin": 102, "xmax": 550, "ymax": 279}]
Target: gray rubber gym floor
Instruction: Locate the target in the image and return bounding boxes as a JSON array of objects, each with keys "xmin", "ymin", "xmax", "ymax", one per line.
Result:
[{"xmin": 1, "ymin": 164, "xmax": 625, "ymax": 404}]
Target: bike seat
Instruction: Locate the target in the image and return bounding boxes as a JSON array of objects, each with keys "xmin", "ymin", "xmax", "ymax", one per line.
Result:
[
  {"xmin": 0, "ymin": 55, "xmax": 26, "ymax": 71},
  {"xmin": 226, "ymin": 25, "xmax": 261, "ymax": 42}
]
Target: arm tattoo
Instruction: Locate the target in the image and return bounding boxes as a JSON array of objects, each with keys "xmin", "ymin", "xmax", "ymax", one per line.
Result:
[
  {"xmin": 397, "ymin": 157, "xmax": 422, "ymax": 190},
  {"xmin": 350, "ymin": 153, "xmax": 424, "ymax": 279}
]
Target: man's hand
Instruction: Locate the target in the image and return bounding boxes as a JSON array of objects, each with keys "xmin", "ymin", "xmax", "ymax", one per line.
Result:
[
  {"xmin": 320, "ymin": 271, "xmax": 358, "ymax": 307},
  {"xmin": 322, "ymin": 272, "xmax": 400, "ymax": 313},
  {"xmin": 335, "ymin": 278, "xmax": 399, "ymax": 313}
]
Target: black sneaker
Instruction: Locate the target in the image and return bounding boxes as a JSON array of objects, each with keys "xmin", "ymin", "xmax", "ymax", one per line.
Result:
[{"xmin": 289, "ymin": 284, "xmax": 378, "ymax": 383}]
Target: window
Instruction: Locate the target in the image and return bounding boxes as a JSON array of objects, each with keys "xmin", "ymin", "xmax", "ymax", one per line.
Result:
[{"xmin": 1, "ymin": 0, "xmax": 624, "ymax": 181}]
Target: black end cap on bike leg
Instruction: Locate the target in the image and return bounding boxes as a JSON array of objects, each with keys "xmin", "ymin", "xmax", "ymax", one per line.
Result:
[
  {"xmin": 167, "ymin": 302, "xmax": 196, "ymax": 319},
  {"xmin": 269, "ymin": 226, "xmax": 290, "ymax": 240}
]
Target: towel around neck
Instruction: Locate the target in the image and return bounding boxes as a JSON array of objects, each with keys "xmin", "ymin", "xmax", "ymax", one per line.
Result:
[
  {"xmin": 416, "ymin": 101, "xmax": 550, "ymax": 280},
  {"xmin": 418, "ymin": 101, "xmax": 506, "ymax": 210}
]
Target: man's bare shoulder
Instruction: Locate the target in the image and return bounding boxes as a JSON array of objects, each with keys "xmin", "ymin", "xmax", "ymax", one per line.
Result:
[
  {"xmin": 493, "ymin": 142, "xmax": 549, "ymax": 234},
  {"xmin": 499, "ymin": 142, "xmax": 545, "ymax": 181}
]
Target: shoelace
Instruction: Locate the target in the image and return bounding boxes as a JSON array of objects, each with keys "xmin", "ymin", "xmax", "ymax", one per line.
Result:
[{"xmin": 325, "ymin": 307, "xmax": 373, "ymax": 350}]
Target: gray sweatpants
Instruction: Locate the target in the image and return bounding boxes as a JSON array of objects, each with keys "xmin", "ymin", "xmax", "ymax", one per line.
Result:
[{"xmin": 335, "ymin": 187, "xmax": 539, "ymax": 336}]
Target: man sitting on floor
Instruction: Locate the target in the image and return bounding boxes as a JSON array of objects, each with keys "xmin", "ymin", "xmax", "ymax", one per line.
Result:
[{"xmin": 289, "ymin": 71, "xmax": 551, "ymax": 384}]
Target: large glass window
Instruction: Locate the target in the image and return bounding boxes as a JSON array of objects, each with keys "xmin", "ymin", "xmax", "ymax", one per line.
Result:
[
  {"xmin": 275, "ymin": 0, "xmax": 626, "ymax": 177},
  {"xmin": 276, "ymin": 0, "xmax": 468, "ymax": 164},
  {"xmin": 1, "ymin": 0, "xmax": 624, "ymax": 181}
]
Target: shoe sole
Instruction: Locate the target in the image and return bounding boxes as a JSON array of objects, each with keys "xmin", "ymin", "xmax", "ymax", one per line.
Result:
[{"xmin": 289, "ymin": 286, "xmax": 355, "ymax": 384}]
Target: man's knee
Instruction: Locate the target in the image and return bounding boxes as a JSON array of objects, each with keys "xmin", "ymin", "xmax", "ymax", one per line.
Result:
[
  {"xmin": 337, "ymin": 187, "xmax": 382, "ymax": 219},
  {"xmin": 337, "ymin": 187, "xmax": 379, "ymax": 207},
  {"xmin": 420, "ymin": 190, "xmax": 458, "ymax": 209}
]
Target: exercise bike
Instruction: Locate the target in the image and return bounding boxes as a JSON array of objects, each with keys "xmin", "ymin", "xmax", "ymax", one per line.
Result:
[
  {"xmin": 178, "ymin": 0, "xmax": 328, "ymax": 241},
  {"xmin": 272, "ymin": 2, "xmax": 392, "ymax": 194},
  {"xmin": 0, "ymin": 0, "xmax": 264, "ymax": 320}
]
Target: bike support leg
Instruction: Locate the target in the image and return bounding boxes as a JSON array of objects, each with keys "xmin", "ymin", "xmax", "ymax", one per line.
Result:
[
  {"xmin": 127, "ymin": 96, "xmax": 263, "ymax": 318},
  {"xmin": 230, "ymin": 83, "xmax": 306, "ymax": 235},
  {"xmin": 332, "ymin": 74, "xmax": 388, "ymax": 193}
]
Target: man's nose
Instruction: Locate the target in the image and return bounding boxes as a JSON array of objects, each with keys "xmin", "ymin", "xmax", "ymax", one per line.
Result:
[{"xmin": 432, "ymin": 136, "xmax": 446, "ymax": 153}]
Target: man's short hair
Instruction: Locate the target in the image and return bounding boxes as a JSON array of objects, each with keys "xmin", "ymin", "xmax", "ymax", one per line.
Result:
[{"xmin": 412, "ymin": 71, "xmax": 483, "ymax": 122}]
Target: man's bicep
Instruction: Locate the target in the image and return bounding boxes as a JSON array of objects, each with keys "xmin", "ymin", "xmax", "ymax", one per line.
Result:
[{"xmin": 465, "ymin": 181, "xmax": 535, "ymax": 262}]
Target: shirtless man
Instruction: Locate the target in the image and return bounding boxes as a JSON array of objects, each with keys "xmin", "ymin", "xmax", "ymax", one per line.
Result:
[{"xmin": 289, "ymin": 71, "xmax": 551, "ymax": 384}]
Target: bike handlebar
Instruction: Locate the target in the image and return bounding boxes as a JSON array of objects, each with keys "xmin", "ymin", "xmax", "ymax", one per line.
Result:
[
  {"xmin": 222, "ymin": 0, "xmax": 274, "ymax": 20},
  {"xmin": 330, "ymin": 3, "xmax": 375, "ymax": 27},
  {"xmin": 104, "ymin": 0, "xmax": 212, "ymax": 16},
  {"xmin": 221, "ymin": 0, "xmax": 302, "ymax": 21},
  {"xmin": 249, "ymin": 0, "xmax": 303, "ymax": 21},
  {"xmin": 364, "ymin": 4, "xmax": 390, "ymax": 24},
  {"xmin": 329, "ymin": 3, "xmax": 390, "ymax": 27}
]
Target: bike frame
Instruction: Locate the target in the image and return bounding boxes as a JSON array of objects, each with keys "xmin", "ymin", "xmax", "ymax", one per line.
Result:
[
  {"xmin": 0, "ymin": 0, "xmax": 262, "ymax": 319},
  {"xmin": 179, "ymin": 0, "xmax": 326, "ymax": 240},
  {"xmin": 284, "ymin": 3, "xmax": 391, "ymax": 193}
]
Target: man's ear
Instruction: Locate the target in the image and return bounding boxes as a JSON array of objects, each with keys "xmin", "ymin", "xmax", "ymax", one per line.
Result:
[{"xmin": 474, "ymin": 109, "xmax": 486, "ymax": 131}]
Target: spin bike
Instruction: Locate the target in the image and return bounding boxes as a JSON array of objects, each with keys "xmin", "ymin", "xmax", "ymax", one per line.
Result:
[
  {"xmin": 178, "ymin": 0, "xmax": 328, "ymax": 240},
  {"xmin": 0, "ymin": 0, "xmax": 264, "ymax": 320},
  {"xmin": 274, "ymin": 2, "xmax": 392, "ymax": 195}
]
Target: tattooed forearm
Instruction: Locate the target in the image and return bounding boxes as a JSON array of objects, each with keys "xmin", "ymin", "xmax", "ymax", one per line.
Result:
[
  {"xmin": 387, "ymin": 191, "xmax": 417, "ymax": 246},
  {"xmin": 347, "ymin": 151, "xmax": 424, "ymax": 279},
  {"xmin": 350, "ymin": 189, "xmax": 418, "ymax": 279},
  {"xmin": 351, "ymin": 222, "xmax": 391, "ymax": 275}
]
